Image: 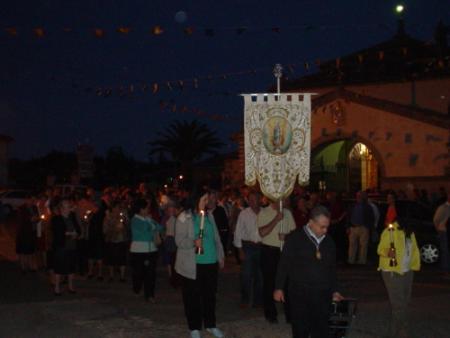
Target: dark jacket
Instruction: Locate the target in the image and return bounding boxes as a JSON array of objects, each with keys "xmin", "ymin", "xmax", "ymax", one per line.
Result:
[
  {"xmin": 275, "ymin": 227, "xmax": 338, "ymax": 292},
  {"xmin": 211, "ymin": 206, "xmax": 229, "ymax": 232},
  {"xmin": 51, "ymin": 213, "xmax": 81, "ymax": 250}
]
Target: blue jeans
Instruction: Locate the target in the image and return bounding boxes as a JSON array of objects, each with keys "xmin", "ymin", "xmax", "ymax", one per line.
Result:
[
  {"xmin": 438, "ymin": 231, "xmax": 450, "ymax": 272},
  {"xmin": 240, "ymin": 243, "xmax": 262, "ymax": 306}
]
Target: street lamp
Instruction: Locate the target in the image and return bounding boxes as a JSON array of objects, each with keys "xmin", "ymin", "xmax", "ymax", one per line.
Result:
[{"xmin": 395, "ymin": 4, "xmax": 404, "ymax": 14}]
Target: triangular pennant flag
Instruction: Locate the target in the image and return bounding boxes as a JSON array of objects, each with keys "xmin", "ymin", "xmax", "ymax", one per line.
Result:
[
  {"xmin": 152, "ymin": 26, "xmax": 164, "ymax": 35},
  {"xmin": 94, "ymin": 28, "xmax": 105, "ymax": 38},
  {"xmin": 104, "ymin": 88, "xmax": 112, "ymax": 97},
  {"xmin": 152, "ymin": 83, "xmax": 159, "ymax": 94},
  {"xmin": 5, "ymin": 27, "xmax": 18, "ymax": 36},
  {"xmin": 117, "ymin": 27, "xmax": 131, "ymax": 34},
  {"xmin": 184, "ymin": 27, "xmax": 194, "ymax": 35},
  {"xmin": 33, "ymin": 28, "xmax": 45, "ymax": 38}
]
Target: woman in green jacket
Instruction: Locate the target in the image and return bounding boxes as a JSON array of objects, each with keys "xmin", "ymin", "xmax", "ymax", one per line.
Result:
[
  {"xmin": 377, "ymin": 218, "xmax": 420, "ymax": 338},
  {"xmin": 130, "ymin": 198, "xmax": 163, "ymax": 302}
]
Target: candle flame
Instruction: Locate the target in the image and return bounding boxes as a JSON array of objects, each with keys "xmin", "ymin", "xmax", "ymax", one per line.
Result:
[
  {"xmin": 200, "ymin": 210, "xmax": 205, "ymax": 216},
  {"xmin": 40, "ymin": 214, "xmax": 46, "ymax": 220},
  {"xmin": 388, "ymin": 223, "xmax": 394, "ymax": 229}
]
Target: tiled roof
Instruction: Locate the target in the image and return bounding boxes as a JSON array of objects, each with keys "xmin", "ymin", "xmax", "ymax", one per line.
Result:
[{"xmin": 281, "ymin": 21, "xmax": 450, "ymax": 90}]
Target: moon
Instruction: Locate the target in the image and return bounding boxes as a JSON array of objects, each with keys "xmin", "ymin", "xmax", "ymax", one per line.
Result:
[{"xmin": 175, "ymin": 11, "xmax": 188, "ymax": 24}]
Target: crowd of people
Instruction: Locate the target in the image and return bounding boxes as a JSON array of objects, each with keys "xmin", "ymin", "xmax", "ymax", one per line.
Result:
[{"xmin": 8, "ymin": 182, "xmax": 450, "ymax": 338}]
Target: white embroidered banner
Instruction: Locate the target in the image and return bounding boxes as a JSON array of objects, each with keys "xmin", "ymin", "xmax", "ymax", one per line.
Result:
[{"xmin": 242, "ymin": 93, "xmax": 313, "ymax": 201}]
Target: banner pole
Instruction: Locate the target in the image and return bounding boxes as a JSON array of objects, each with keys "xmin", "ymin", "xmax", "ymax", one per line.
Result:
[
  {"xmin": 273, "ymin": 63, "xmax": 284, "ymax": 251},
  {"xmin": 279, "ymin": 199, "xmax": 284, "ymax": 251}
]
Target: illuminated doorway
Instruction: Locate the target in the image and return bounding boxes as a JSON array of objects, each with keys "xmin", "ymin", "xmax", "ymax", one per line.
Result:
[
  {"xmin": 311, "ymin": 140, "xmax": 379, "ymax": 192},
  {"xmin": 348, "ymin": 142, "xmax": 378, "ymax": 192}
]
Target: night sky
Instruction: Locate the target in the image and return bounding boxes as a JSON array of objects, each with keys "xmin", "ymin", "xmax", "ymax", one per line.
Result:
[{"xmin": 1, "ymin": 0, "xmax": 449, "ymax": 161}]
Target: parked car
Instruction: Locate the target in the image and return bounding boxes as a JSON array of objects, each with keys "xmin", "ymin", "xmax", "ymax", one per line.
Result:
[{"xmin": 0, "ymin": 190, "xmax": 30, "ymax": 214}]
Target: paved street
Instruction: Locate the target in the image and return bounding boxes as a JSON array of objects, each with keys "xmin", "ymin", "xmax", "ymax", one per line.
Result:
[{"xmin": 2, "ymin": 222, "xmax": 450, "ymax": 338}]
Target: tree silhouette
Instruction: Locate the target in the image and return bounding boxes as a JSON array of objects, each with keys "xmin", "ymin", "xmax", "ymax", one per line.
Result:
[{"xmin": 149, "ymin": 120, "xmax": 223, "ymax": 178}]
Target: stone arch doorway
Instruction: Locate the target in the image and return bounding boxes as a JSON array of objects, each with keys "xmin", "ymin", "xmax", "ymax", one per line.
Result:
[{"xmin": 310, "ymin": 138, "xmax": 382, "ymax": 193}]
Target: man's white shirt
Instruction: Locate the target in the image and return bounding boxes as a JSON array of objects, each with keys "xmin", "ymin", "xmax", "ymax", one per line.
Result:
[{"xmin": 233, "ymin": 207, "xmax": 261, "ymax": 248}]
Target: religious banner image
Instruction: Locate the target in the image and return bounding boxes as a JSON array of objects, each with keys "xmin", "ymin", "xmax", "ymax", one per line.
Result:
[{"xmin": 242, "ymin": 93, "xmax": 313, "ymax": 201}]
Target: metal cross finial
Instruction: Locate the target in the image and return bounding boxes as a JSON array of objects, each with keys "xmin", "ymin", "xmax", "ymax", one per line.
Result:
[
  {"xmin": 273, "ymin": 64, "xmax": 283, "ymax": 79},
  {"xmin": 273, "ymin": 64, "xmax": 283, "ymax": 95}
]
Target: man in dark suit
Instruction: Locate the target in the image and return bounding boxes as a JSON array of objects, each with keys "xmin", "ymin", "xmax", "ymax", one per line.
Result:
[{"xmin": 274, "ymin": 205, "xmax": 344, "ymax": 338}]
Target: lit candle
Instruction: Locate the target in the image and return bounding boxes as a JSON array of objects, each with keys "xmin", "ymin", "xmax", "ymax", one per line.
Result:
[
  {"xmin": 200, "ymin": 210, "xmax": 205, "ymax": 230},
  {"xmin": 84, "ymin": 210, "xmax": 92, "ymax": 220},
  {"xmin": 388, "ymin": 223, "xmax": 394, "ymax": 242},
  {"xmin": 40, "ymin": 214, "xmax": 46, "ymax": 220},
  {"xmin": 196, "ymin": 210, "xmax": 206, "ymax": 255}
]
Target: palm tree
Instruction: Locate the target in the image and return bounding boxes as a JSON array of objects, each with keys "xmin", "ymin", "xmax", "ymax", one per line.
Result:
[{"xmin": 149, "ymin": 120, "xmax": 223, "ymax": 178}]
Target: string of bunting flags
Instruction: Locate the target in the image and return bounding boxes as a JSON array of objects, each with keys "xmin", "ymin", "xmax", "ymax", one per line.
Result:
[
  {"xmin": 158, "ymin": 99, "xmax": 239, "ymax": 123},
  {"xmin": 81, "ymin": 48, "xmax": 449, "ymax": 99},
  {"xmin": 2, "ymin": 22, "xmax": 429, "ymax": 39}
]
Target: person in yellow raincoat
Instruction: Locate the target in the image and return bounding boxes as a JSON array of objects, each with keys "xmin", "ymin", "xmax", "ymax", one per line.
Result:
[{"xmin": 377, "ymin": 219, "xmax": 420, "ymax": 338}]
